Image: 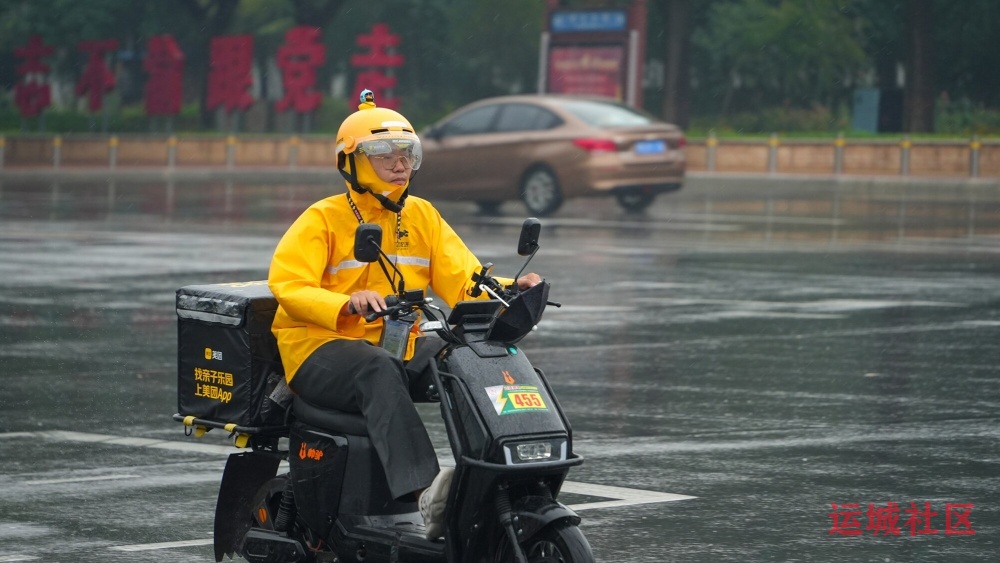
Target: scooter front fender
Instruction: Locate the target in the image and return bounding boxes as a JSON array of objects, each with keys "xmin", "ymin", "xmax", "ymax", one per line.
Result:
[
  {"xmin": 512, "ymin": 495, "xmax": 581, "ymax": 540},
  {"xmin": 214, "ymin": 452, "xmax": 281, "ymax": 562}
]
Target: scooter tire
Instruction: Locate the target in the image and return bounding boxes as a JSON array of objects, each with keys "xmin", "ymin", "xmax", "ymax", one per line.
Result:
[{"xmin": 494, "ymin": 520, "xmax": 595, "ymax": 563}]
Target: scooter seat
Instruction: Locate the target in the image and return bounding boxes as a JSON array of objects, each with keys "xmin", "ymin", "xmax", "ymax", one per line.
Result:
[{"xmin": 292, "ymin": 397, "xmax": 368, "ymax": 436}]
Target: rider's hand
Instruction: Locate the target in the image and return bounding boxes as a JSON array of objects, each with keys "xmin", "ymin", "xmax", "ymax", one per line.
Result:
[
  {"xmin": 516, "ymin": 273, "xmax": 542, "ymax": 290},
  {"xmin": 344, "ymin": 290, "xmax": 386, "ymax": 316}
]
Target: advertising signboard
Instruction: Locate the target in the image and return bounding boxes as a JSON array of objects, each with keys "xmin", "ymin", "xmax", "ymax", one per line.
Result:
[
  {"xmin": 539, "ymin": 2, "xmax": 646, "ymax": 107},
  {"xmin": 550, "ymin": 10, "xmax": 626, "ymax": 33},
  {"xmin": 547, "ymin": 45, "xmax": 624, "ymax": 99}
]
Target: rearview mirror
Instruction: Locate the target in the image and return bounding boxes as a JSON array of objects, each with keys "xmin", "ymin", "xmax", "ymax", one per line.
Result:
[
  {"xmin": 423, "ymin": 125, "xmax": 442, "ymax": 140},
  {"xmin": 354, "ymin": 223, "xmax": 383, "ymax": 263},
  {"xmin": 517, "ymin": 218, "xmax": 541, "ymax": 256}
]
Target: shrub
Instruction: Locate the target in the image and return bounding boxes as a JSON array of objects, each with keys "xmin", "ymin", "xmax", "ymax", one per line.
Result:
[
  {"xmin": 936, "ymin": 98, "xmax": 1000, "ymax": 135},
  {"xmin": 690, "ymin": 104, "xmax": 849, "ymax": 136}
]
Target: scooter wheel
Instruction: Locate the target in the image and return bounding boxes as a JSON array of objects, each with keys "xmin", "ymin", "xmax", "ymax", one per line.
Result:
[{"xmin": 494, "ymin": 521, "xmax": 595, "ymax": 563}]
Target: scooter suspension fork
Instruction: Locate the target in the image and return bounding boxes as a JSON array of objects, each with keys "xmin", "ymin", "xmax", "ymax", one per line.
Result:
[
  {"xmin": 273, "ymin": 478, "xmax": 296, "ymax": 532},
  {"xmin": 495, "ymin": 485, "xmax": 528, "ymax": 563}
]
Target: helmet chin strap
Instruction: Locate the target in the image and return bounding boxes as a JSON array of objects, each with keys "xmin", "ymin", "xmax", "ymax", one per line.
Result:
[{"xmin": 340, "ymin": 153, "xmax": 407, "ymax": 213}]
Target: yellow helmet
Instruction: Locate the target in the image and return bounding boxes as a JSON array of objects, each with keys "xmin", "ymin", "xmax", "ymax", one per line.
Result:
[
  {"xmin": 335, "ymin": 90, "xmax": 421, "ymax": 212},
  {"xmin": 336, "ymin": 90, "xmax": 422, "ymax": 172}
]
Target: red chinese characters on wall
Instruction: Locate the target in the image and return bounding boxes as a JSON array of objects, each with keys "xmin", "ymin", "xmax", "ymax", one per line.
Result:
[
  {"xmin": 276, "ymin": 26, "xmax": 326, "ymax": 113},
  {"xmin": 351, "ymin": 24, "xmax": 404, "ymax": 109},
  {"xmin": 14, "ymin": 35, "xmax": 54, "ymax": 118},
  {"xmin": 207, "ymin": 35, "xmax": 254, "ymax": 113},
  {"xmin": 144, "ymin": 35, "xmax": 185, "ymax": 116},
  {"xmin": 31, "ymin": 27, "xmax": 405, "ymax": 120},
  {"xmin": 76, "ymin": 39, "xmax": 119, "ymax": 112}
]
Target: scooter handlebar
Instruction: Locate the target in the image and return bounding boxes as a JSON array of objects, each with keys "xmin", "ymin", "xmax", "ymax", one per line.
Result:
[
  {"xmin": 362, "ymin": 294, "xmax": 434, "ymax": 323},
  {"xmin": 363, "ymin": 295, "xmax": 400, "ymax": 322}
]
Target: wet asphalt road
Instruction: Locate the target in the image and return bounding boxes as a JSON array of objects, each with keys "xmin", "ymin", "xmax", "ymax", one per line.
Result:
[{"xmin": 1, "ymin": 176, "xmax": 999, "ymax": 562}]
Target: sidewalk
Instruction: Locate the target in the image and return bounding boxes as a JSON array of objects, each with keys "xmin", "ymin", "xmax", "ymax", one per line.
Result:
[
  {"xmin": 0, "ymin": 165, "xmax": 336, "ymax": 184},
  {"xmin": 3, "ymin": 165, "xmax": 998, "ymax": 196},
  {"xmin": 687, "ymin": 170, "xmax": 1000, "ymax": 193}
]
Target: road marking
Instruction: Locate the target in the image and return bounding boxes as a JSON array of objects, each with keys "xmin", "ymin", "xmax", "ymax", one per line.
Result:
[
  {"xmin": 562, "ymin": 481, "xmax": 695, "ymax": 511},
  {"xmin": 40, "ymin": 430, "xmax": 233, "ymax": 454},
  {"xmin": 473, "ymin": 213, "xmax": 845, "ymax": 230},
  {"xmin": 0, "ymin": 557, "xmax": 40, "ymax": 562},
  {"xmin": 24, "ymin": 474, "xmax": 140, "ymax": 485},
  {"xmin": 469, "ymin": 215, "xmax": 740, "ymax": 232},
  {"xmin": 100, "ymin": 486, "xmax": 693, "ymax": 553},
  {"xmin": 16, "ymin": 430, "xmax": 695, "ymax": 508},
  {"xmin": 109, "ymin": 539, "xmax": 214, "ymax": 552},
  {"xmin": 535, "ymin": 317, "xmax": 1000, "ymax": 356},
  {"xmin": 4, "ymin": 429, "xmax": 695, "ymax": 555}
]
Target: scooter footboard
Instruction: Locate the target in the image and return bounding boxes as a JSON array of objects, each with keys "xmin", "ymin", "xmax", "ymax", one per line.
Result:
[{"xmin": 512, "ymin": 495, "xmax": 581, "ymax": 539}]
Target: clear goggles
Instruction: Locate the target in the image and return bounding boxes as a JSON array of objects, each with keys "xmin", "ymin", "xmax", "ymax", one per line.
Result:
[{"xmin": 356, "ymin": 137, "xmax": 422, "ymax": 171}]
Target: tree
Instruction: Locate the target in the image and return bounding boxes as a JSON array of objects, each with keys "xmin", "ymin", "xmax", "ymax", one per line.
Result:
[
  {"xmin": 289, "ymin": 0, "xmax": 347, "ymax": 26},
  {"xmin": 859, "ymin": 0, "xmax": 975, "ymax": 133},
  {"xmin": 692, "ymin": 0, "xmax": 868, "ymax": 120},
  {"xmin": 856, "ymin": 0, "xmax": 904, "ymax": 105},
  {"xmin": 3, "ymin": 0, "xmax": 997, "ymax": 134},
  {"xmin": 319, "ymin": 0, "xmax": 543, "ymax": 126},
  {"xmin": 903, "ymin": 0, "xmax": 934, "ymax": 132},
  {"xmin": 175, "ymin": 0, "xmax": 241, "ymax": 128},
  {"xmin": 0, "ymin": 0, "xmax": 148, "ymax": 101},
  {"xmin": 661, "ymin": 0, "xmax": 691, "ymax": 128},
  {"xmin": 930, "ymin": 0, "xmax": 1000, "ymax": 112}
]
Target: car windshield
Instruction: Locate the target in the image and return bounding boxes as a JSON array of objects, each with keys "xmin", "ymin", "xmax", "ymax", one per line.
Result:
[{"xmin": 558, "ymin": 99, "xmax": 658, "ymax": 128}]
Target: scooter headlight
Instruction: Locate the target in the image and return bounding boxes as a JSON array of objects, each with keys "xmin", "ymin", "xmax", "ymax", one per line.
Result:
[
  {"xmin": 516, "ymin": 442, "xmax": 552, "ymax": 461},
  {"xmin": 502, "ymin": 438, "xmax": 567, "ymax": 465}
]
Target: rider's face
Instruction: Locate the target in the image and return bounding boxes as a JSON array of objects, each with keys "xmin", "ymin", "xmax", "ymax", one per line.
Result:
[{"xmin": 368, "ymin": 154, "xmax": 411, "ymax": 187}]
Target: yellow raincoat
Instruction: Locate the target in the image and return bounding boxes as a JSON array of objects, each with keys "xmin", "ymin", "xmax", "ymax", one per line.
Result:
[{"xmin": 268, "ymin": 191, "xmax": 503, "ymax": 381}]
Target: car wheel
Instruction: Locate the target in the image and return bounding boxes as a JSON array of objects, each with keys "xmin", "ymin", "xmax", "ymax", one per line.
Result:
[
  {"xmin": 615, "ymin": 191, "xmax": 657, "ymax": 213},
  {"xmin": 476, "ymin": 201, "xmax": 503, "ymax": 215},
  {"xmin": 520, "ymin": 167, "xmax": 563, "ymax": 216}
]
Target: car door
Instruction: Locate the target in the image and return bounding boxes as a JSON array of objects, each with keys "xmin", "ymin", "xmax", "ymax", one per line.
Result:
[
  {"xmin": 416, "ymin": 104, "xmax": 500, "ymax": 198},
  {"xmin": 478, "ymin": 103, "xmax": 564, "ymax": 197}
]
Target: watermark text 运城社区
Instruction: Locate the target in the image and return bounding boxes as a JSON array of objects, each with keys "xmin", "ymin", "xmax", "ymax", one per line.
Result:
[{"xmin": 828, "ymin": 502, "xmax": 975, "ymax": 536}]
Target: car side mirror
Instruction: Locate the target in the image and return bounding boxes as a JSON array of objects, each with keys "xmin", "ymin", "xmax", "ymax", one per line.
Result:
[
  {"xmin": 424, "ymin": 125, "xmax": 442, "ymax": 140},
  {"xmin": 517, "ymin": 218, "xmax": 541, "ymax": 256},
  {"xmin": 354, "ymin": 223, "xmax": 383, "ymax": 263}
]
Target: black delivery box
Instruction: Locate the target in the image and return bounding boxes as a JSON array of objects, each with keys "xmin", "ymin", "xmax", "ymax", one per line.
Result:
[{"xmin": 176, "ymin": 281, "xmax": 285, "ymax": 428}]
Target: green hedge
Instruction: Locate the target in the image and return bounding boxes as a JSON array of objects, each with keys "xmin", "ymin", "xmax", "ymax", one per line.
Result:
[
  {"xmin": 935, "ymin": 99, "xmax": 1000, "ymax": 136},
  {"xmin": 2, "ymin": 97, "xmax": 998, "ymax": 138},
  {"xmin": 688, "ymin": 101, "xmax": 1000, "ymax": 139},
  {"xmin": 0, "ymin": 103, "xmax": 203, "ymax": 134}
]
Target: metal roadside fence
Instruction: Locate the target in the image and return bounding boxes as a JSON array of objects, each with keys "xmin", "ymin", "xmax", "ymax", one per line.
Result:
[
  {"xmin": 0, "ymin": 133, "xmax": 995, "ymax": 179},
  {"xmin": 699, "ymin": 132, "xmax": 993, "ymax": 178}
]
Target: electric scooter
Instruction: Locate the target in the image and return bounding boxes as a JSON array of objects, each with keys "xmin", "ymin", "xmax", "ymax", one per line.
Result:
[{"xmin": 176, "ymin": 218, "xmax": 592, "ymax": 563}]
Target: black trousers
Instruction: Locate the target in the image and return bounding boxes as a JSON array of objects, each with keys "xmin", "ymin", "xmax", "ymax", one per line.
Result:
[{"xmin": 289, "ymin": 337, "xmax": 444, "ymax": 501}]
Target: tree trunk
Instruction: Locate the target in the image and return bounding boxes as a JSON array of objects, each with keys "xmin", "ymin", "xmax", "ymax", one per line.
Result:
[
  {"xmin": 176, "ymin": 0, "xmax": 241, "ymax": 129},
  {"xmin": 661, "ymin": 0, "xmax": 691, "ymax": 129},
  {"xmin": 290, "ymin": 0, "xmax": 347, "ymax": 124},
  {"xmin": 904, "ymin": 0, "xmax": 934, "ymax": 133}
]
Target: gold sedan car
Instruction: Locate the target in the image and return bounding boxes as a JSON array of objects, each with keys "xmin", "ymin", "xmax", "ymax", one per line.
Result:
[{"xmin": 412, "ymin": 94, "xmax": 686, "ymax": 215}]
